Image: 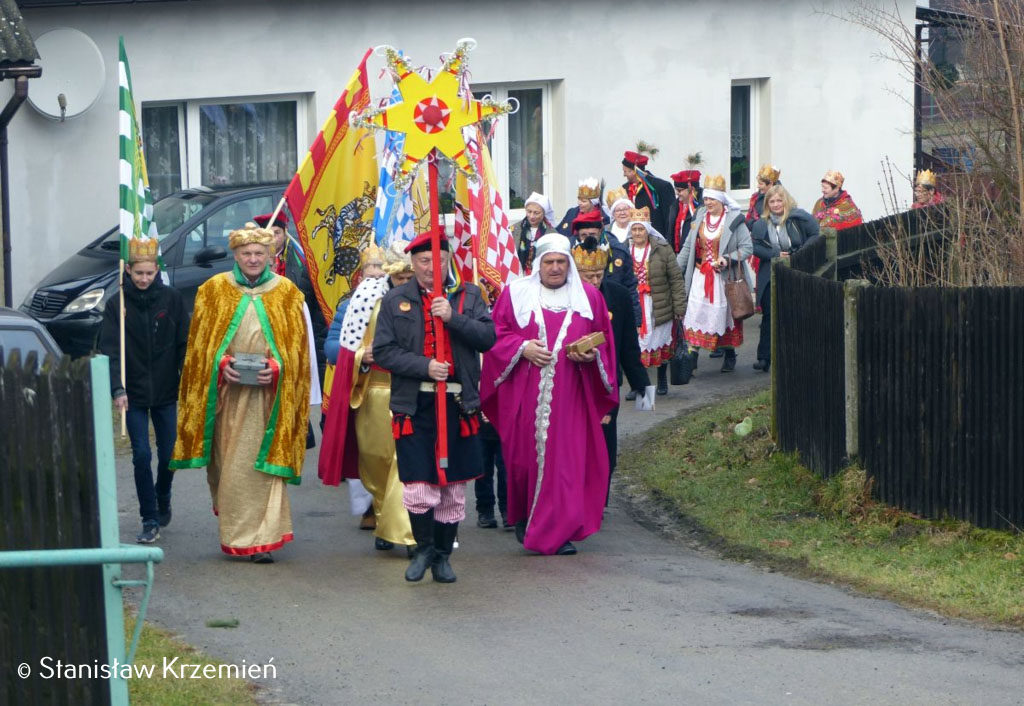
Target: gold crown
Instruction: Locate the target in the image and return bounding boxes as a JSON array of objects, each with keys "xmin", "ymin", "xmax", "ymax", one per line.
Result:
[
  {"xmin": 604, "ymin": 187, "xmax": 629, "ymax": 209},
  {"xmin": 381, "ymin": 241, "xmax": 413, "ymax": 275},
  {"xmin": 757, "ymin": 164, "xmax": 781, "ymax": 183},
  {"xmin": 915, "ymin": 169, "xmax": 937, "ymax": 188},
  {"xmin": 359, "ymin": 243, "xmax": 385, "ymax": 270},
  {"xmin": 128, "ymin": 237, "xmax": 159, "ymax": 262},
  {"xmin": 572, "ymin": 243, "xmax": 610, "ymax": 271},
  {"xmin": 822, "ymin": 170, "xmax": 845, "ymax": 188},
  {"xmin": 228, "ymin": 222, "xmax": 275, "ymax": 250},
  {"xmin": 629, "ymin": 206, "xmax": 651, "ymax": 222},
  {"xmin": 578, "ymin": 178, "xmax": 602, "ymax": 200},
  {"xmin": 703, "ymin": 174, "xmax": 727, "ymax": 191}
]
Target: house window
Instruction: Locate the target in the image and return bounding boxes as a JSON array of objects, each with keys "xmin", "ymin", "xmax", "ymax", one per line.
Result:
[
  {"xmin": 141, "ymin": 96, "xmax": 304, "ymax": 196},
  {"xmin": 471, "ymin": 83, "xmax": 551, "ymax": 212},
  {"xmin": 730, "ymin": 79, "xmax": 770, "ymax": 193},
  {"xmin": 730, "ymin": 84, "xmax": 752, "ymax": 190}
]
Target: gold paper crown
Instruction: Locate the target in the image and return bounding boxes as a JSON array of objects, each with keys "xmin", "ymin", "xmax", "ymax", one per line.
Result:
[
  {"xmin": 915, "ymin": 169, "xmax": 937, "ymax": 188},
  {"xmin": 703, "ymin": 174, "xmax": 727, "ymax": 191},
  {"xmin": 629, "ymin": 206, "xmax": 651, "ymax": 222},
  {"xmin": 572, "ymin": 243, "xmax": 610, "ymax": 271},
  {"xmin": 757, "ymin": 164, "xmax": 781, "ymax": 183},
  {"xmin": 128, "ymin": 237, "xmax": 159, "ymax": 262},
  {"xmin": 822, "ymin": 170, "xmax": 845, "ymax": 188},
  {"xmin": 228, "ymin": 222, "xmax": 275, "ymax": 250},
  {"xmin": 359, "ymin": 243, "xmax": 385, "ymax": 270},
  {"xmin": 604, "ymin": 187, "xmax": 629, "ymax": 209},
  {"xmin": 381, "ymin": 241, "xmax": 413, "ymax": 275},
  {"xmin": 578, "ymin": 178, "xmax": 602, "ymax": 200}
]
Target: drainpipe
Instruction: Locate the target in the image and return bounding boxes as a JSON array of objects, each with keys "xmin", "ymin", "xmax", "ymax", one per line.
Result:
[{"xmin": 1, "ymin": 75, "xmax": 29, "ymax": 307}]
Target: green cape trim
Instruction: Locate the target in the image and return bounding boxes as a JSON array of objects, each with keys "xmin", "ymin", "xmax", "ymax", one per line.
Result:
[
  {"xmin": 232, "ymin": 262, "xmax": 273, "ymax": 288},
  {"xmin": 251, "ymin": 295, "xmax": 301, "ymax": 485}
]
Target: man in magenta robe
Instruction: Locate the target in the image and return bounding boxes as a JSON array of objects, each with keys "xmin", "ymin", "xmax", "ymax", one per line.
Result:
[{"xmin": 481, "ymin": 233, "xmax": 619, "ymax": 555}]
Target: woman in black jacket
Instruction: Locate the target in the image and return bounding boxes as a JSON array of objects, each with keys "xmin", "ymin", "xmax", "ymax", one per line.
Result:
[
  {"xmin": 100, "ymin": 242, "xmax": 189, "ymax": 543},
  {"xmin": 750, "ymin": 184, "xmax": 819, "ymax": 372}
]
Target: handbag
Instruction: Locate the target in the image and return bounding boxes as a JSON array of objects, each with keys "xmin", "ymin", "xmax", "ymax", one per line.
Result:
[
  {"xmin": 724, "ymin": 260, "xmax": 755, "ymax": 321},
  {"xmin": 669, "ymin": 321, "xmax": 693, "ymax": 385}
]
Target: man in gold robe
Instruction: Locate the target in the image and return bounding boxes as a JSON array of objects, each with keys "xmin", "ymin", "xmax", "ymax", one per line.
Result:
[{"xmin": 171, "ymin": 222, "xmax": 312, "ymax": 563}]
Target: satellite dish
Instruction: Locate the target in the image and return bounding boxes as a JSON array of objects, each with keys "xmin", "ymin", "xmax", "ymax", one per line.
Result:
[{"xmin": 27, "ymin": 28, "xmax": 105, "ymax": 121}]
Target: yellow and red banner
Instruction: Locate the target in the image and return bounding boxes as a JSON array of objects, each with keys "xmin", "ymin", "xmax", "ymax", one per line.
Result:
[{"xmin": 285, "ymin": 48, "xmax": 378, "ymax": 411}]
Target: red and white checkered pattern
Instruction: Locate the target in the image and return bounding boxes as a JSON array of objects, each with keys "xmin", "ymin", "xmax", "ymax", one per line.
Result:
[{"xmin": 453, "ymin": 126, "xmax": 521, "ymax": 295}]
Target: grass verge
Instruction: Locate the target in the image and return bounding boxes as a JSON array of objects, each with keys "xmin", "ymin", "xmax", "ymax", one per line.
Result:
[
  {"xmin": 125, "ymin": 611, "xmax": 258, "ymax": 705},
  {"xmin": 617, "ymin": 389, "xmax": 1024, "ymax": 628}
]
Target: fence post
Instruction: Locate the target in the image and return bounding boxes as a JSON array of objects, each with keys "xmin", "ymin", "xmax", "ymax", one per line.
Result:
[
  {"xmin": 823, "ymin": 227, "xmax": 838, "ymax": 281},
  {"xmin": 90, "ymin": 355, "xmax": 130, "ymax": 706},
  {"xmin": 843, "ymin": 279, "xmax": 870, "ymax": 462},
  {"xmin": 770, "ymin": 256, "xmax": 790, "ymax": 441}
]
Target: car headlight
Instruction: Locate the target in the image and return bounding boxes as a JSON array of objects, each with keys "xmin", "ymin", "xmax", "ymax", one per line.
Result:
[{"xmin": 62, "ymin": 288, "xmax": 106, "ymax": 314}]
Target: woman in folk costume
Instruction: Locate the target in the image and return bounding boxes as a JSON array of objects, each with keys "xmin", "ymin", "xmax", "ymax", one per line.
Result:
[
  {"xmin": 515, "ymin": 191, "xmax": 556, "ymax": 274},
  {"xmin": 812, "ymin": 169, "xmax": 863, "ymax": 230},
  {"xmin": 604, "ymin": 187, "xmax": 634, "ymax": 245},
  {"xmin": 320, "ymin": 243, "xmax": 416, "ymax": 554},
  {"xmin": 627, "ymin": 206, "xmax": 687, "ymax": 395},
  {"xmin": 746, "ymin": 164, "xmax": 781, "ymax": 227},
  {"xmin": 172, "ymin": 223, "xmax": 320, "ymax": 563},
  {"xmin": 678, "ymin": 175, "xmax": 755, "ymax": 374}
]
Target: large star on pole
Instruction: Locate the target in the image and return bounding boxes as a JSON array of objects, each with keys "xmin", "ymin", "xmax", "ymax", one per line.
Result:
[{"xmin": 351, "ymin": 40, "xmax": 513, "ymax": 187}]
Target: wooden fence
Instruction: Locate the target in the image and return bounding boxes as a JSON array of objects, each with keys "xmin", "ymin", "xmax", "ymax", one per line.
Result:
[
  {"xmin": 773, "ymin": 215, "xmax": 1024, "ymax": 530},
  {"xmin": 0, "ymin": 349, "xmax": 109, "ymax": 705}
]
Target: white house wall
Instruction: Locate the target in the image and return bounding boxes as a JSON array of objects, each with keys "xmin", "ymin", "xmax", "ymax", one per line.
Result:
[{"xmin": 7, "ymin": 0, "xmax": 915, "ymax": 302}]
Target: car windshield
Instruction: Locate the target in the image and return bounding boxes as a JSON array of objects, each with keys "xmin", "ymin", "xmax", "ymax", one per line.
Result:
[
  {"xmin": 96, "ymin": 192, "xmax": 216, "ymax": 250},
  {"xmin": 0, "ymin": 328, "xmax": 55, "ymax": 366}
]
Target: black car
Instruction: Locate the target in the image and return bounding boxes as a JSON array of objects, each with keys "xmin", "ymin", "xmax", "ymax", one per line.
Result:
[
  {"xmin": 19, "ymin": 183, "xmax": 286, "ymax": 357},
  {"xmin": 0, "ymin": 306, "xmax": 63, "ymax": 368}
]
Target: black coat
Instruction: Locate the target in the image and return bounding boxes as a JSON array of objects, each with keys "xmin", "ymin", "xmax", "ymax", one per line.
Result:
[
  {"xmin": 100, "ymin": 276, "xmax": 189, "ymax": 408},
  {"xmin": 555, "ymin": 206, "xmax": 609, "ymax": 237},
  {"xmin": 568, "ymin": 232, "xmax": 641, "ymax": 323},
  {"xmin": 750, "ymin": 209, "xmax": 820, "ymax": 307},
  {"xmin": 666, "ymin": 193, "xmax": 703, "ymax": 254},
  {"xmin": 624, "ymin": 172, "xmax": 675, "ymax": 237},
  {"xmin": 601, "ymin": 279, "xmax": 648, "ymax": 393},
  {"xmin": 373, "ymin": 279, "xmax": 496, "ymax": 415}
]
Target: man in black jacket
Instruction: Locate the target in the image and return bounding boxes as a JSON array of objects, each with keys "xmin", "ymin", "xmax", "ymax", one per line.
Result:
[
  {"xmin": 572, "ymin": 240, "xmax": 648, "ymax": 504},
  {"xmin": 100, "ymin": 241, "xmax": 189, "ymax": 543},
  {"xmin": 622, "ymin": 150, "xmax": 675, "ymax": 237},
  {"xmin": 373, "ymin": 232, "xmax": 496, "ymax": 584}
]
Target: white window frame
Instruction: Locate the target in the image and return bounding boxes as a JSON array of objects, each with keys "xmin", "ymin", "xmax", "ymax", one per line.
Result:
[
  {"xmin": 730, "ymin": 78, "xmax": 771, "ymax": 202},
  {"xmin": 470, "ymin": 81, "xmax": 552, "ymax": 222},
  {"xmin": 185, "ymin": 93, "xmax": 308, "ymax": 188}
]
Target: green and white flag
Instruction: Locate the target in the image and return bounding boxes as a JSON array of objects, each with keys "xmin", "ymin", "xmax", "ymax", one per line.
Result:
[{"xmin": 118, "ymin": 36, "xmax": 158, "ymax": 262}]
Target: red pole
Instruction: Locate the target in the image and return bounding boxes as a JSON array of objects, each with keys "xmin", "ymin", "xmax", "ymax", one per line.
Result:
[{"xmin": 428, "ymin": 158, "xmax": 449, "ymax": 479}]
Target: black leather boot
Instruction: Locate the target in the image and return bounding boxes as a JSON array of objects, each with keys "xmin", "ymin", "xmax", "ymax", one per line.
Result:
[
  {"xmin": 721, "ymin": 348, "xmax": 737, "ymax": 373},
  {"xmin": 431, "ymin": 521, "xmax": 459, "ymax": 583},
  {"xmin": 404, "ymin": 510, "xmax": 435, "ymax": 582},
  {"xmin": 656, "ymin": 364, "xmax": 668, "ymax": 395},
  {"xmin": 690, "ymin": 350, "xmax": 699, "ymax": 371}
]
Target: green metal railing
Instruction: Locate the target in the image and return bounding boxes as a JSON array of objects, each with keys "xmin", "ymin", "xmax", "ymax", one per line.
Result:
[{"xmin": 0, "ymin": 355, "xmax": 164, "ymax": 706}]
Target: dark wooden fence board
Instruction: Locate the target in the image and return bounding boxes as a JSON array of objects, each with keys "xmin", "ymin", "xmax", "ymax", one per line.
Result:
[
  {"xmin": 774, "ymin": 265, "xmax": 847, "ymax": 477},
  {"xmin": 858, "ymin": 286, "xmax": 1024, "ymax": 529},
  {"xmin": 0, "ymin": 351, "xmax": 108, "ymax": 705}
]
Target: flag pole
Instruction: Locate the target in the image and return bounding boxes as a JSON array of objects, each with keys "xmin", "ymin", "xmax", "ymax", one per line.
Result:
[
  {"xmin": 118, "ymin": 259, "xmax": 127, "ymax": 437},
  {"xmin": 267, "ymin": 196, "xmax": 287, "ymax": 227},
  {"xmin": 428, "ymin": 157, "xmax": 449, "ymax": 478}
]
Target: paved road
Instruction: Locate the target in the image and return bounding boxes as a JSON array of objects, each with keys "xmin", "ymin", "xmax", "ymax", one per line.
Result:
[{"xmin": 118, "ymin": 328, "xmax": 1023, "ymax": 705}]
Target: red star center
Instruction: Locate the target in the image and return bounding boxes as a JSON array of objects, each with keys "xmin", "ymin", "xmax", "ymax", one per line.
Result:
[{"xmin": 413, "ymin": 96, "xmax": 450, "ymax": 134}]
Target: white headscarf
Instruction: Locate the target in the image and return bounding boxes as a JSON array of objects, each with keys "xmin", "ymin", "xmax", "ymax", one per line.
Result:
[
  {"xmin": 701, "ymin": 188, "xmax": 742, "ymax": 213},
  {"xmin": 605, "ymin": 195, "xmax": 634, "ymax": 220},
  {"xmin": 625, "ymin": 218, "xmax": 669, "ymax": 245},
  {"xmin": 508, "ymin": 233, "xmax": 593, "ymax": 328},
  {"xmin": 524, "ymin": 192, "xmax": 555, "ymax": 225}
]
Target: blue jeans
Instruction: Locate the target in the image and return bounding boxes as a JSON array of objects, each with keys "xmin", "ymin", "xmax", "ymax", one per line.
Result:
[
  {"xmin": 474, "ymin": 421, "xmax": 507, "ymax": 516},
  {"xmin": 125, "ymin": 402, "xmax": 177, "ymax": 526}
]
